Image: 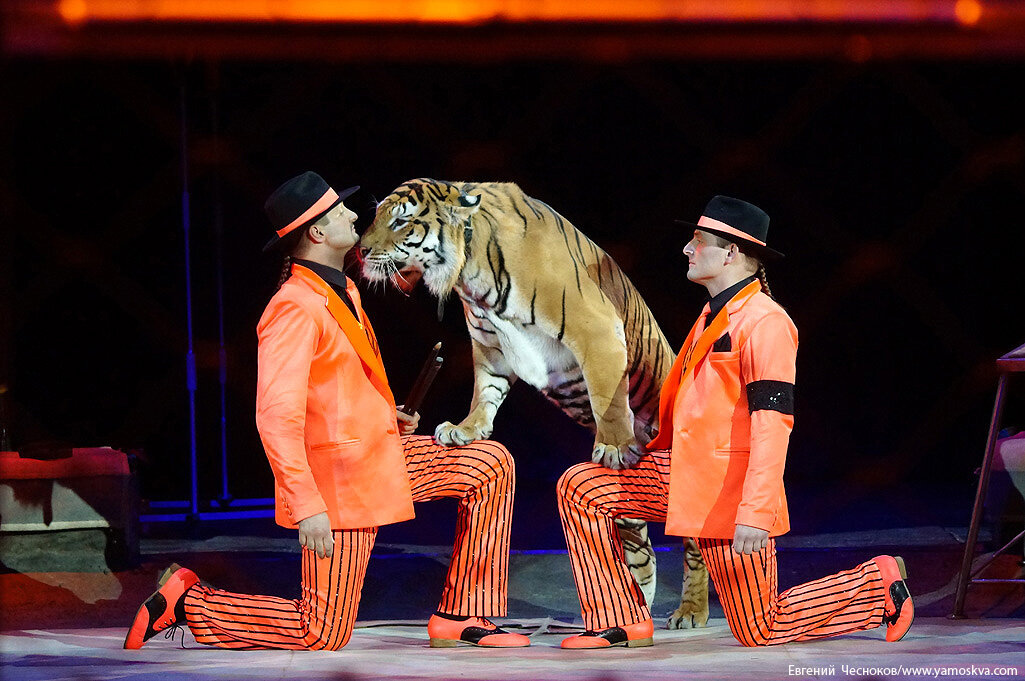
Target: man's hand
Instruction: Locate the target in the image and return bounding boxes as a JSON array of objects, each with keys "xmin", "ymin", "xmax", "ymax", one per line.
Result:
[
  {"xmin": 396, "ymin": 407, "xmax": 420, "ymax": 436},
  {"xmin": 732, "ymin": 524, "xmax": 769, "ymax": 555},
  {"xmin": 297, "ymin": 511, "xmax": 333, "ymax": 559}
]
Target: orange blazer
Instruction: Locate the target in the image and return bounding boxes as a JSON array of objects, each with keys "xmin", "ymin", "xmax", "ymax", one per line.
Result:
[
  {"xmin": 255, "ymin": 264, "xmax": 415, "ymax": 530},
  {"xmin": 648, "ymin": 280, "xmax": 798, "ymax": 539}
]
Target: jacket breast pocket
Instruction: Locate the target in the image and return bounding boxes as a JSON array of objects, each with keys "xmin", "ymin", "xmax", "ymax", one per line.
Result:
[
  {"xmin": 708, "ymin": 350, "xmax": 739, "ymax": 364},
  {"xmin": 707, "ymin": 350, "xmax": 741, "ymax": 384},
  {"xmin": 713, "ymin": 447, "xmax": 750, "ymax": 459},
  {"xmin": 310, "ymin": 438, "xmax": 361, "ymax": 451}
]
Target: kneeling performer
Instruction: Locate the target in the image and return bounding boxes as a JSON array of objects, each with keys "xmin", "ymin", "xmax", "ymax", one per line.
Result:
[
  {"xmin": 557, "ymin": 196, "xmax": 913, "ymax": 648},
  {"xmin": 125, "ymin": 172, "xmax": 528, "ymax": 651}
]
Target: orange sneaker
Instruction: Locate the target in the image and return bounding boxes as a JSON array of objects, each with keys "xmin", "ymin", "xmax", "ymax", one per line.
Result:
[
  {"xmin": 426, "ymin": 614, "xmax": 530, "ymax": 648},
  {"xmin": 873, "ymin": 555, "xmax": 914, "ymax": 642},
  {"xmin": 124, "ymin": 564, "xmax": 200, "ymax": 649},
  {"xmin": 561, "ymin": 619, "xmax": 654, "ymax": 649}
]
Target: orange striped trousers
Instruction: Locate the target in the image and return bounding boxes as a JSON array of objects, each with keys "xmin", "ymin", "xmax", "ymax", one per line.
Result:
[
  {"xmin": 182, "ymin": 436, "xmax": 515, "ymax": 650},
  {"xmin": 557, "ymin": 449, "xmax": 887, "ymax": 646}
]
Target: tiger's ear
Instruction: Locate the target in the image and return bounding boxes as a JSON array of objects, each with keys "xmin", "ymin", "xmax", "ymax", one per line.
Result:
[
  {"xmin": 440, "ymin": 186, "xmax": 480, "ymax": 224},
  {"xmin": 445, "ymin": 184, "xmax": 481, "ymax": 212}
]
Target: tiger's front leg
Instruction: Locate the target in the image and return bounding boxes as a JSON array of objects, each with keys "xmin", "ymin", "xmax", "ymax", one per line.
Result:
[
  {"xmin": 565, "ymin": 326, "xmax": 642, "ymax": 470},
  {"xmin": 434, "ymin": 340, "xmax": 517, "ymax": 446}
]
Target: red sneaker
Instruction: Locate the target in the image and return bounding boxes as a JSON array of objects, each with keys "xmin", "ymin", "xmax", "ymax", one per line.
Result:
[
  {"xmin": 561, "ymin": 619, "xmax": 654, "ymax": 649},
  {"xmin": 427, "ymin": 614, "xmax": 530, "ymax": 648},
  {"xmin": 873, "ymin": 555, "xmax": 914, "ymax": 642},
  {"xmin": 124, "ymin": 564, "xmax": 200, "ymax": 649}
]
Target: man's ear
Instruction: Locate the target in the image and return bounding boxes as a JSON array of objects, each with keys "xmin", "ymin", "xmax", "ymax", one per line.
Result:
[
  {"xmin": 723, "ymin": 244, "xmax": 736, "ymax": 264},
  {"xmin": 306, "ymin": 223, "xmax": 326, "ymax": 244}
]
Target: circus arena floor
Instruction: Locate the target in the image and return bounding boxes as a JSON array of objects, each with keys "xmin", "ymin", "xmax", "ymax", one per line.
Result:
[{"xmin": 1, "ymin": 522, "xmax": 1022, "ymax": 681}]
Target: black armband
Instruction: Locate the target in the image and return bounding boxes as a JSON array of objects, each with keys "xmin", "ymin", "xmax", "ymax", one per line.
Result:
[{"xmin": 746, "ymin": 380, "xmax": 795, "ymax": 415}]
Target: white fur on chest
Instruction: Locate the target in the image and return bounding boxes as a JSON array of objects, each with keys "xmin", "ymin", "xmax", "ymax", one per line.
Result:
[{"xmin": 460, "ymin": 296, "xmax": 577, "ymax": 390}]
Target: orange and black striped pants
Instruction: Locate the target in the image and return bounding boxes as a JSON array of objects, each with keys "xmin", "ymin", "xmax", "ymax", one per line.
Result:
[
  {"xmin": 181, "ymin": 436, "xmax": 515, "ymax": 650},
  {"xmin": 557, "ymin": 448, "xmax": 887, "ymax": 646}
]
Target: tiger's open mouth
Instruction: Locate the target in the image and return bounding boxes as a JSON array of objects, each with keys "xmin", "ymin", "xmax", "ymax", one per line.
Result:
[{"xmin": 391, "ymin": 265, "xmax": 423, "ymax": 295}]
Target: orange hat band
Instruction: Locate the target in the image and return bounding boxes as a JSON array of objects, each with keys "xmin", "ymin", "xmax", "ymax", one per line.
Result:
[
  {"xmin": 275, "ymin": 188, "xmax": 340, "ymax": 238},
  {"xmin": 697, "ymin": 215, "xmax": 767, "ymax": 247}
]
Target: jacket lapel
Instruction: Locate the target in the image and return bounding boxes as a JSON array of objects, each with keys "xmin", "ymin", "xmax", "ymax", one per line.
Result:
[
  {"xmin": 290, "ymin": 265, "xmax": 395, "ymax": 405},
  {"xmin": 647, "ymin": 279, "xmax": 762, "ymax": 450}
]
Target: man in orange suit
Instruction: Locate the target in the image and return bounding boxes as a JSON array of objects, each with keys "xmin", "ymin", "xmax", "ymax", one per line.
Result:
[
  {"xmin": 557, "ymin": 196, "xmax": 913, "ymax": 648},
  {"xmin": 125, "ymin": 171, "xmax": 529, "ymax": 651}
]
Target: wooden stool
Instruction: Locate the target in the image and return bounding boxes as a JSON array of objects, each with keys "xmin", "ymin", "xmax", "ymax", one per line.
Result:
[{"xmin": 952, "ymin": 342, "xmax": 1025, "ymax": 618}]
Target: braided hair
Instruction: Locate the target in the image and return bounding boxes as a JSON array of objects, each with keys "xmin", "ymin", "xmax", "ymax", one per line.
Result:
[
  {"xmin": 755, "ymin": 262, "xmax": 774, "ymax": 301},
  {"xmin": 273, "ymin": 227, "xmax": 306, "ymax": 292},
  {"xmin": 276, "ymin": 255, "xmax": 294, "ymax": 290}
]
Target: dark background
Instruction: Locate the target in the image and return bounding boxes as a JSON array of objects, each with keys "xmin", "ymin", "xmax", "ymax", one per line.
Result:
[{"xmin": 3, "ymin": 44, "xmax": 1024, "ymax": 548}]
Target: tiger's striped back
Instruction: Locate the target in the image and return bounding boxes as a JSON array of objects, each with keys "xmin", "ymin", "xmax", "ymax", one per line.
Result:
[{"xmin": 361, "ymin": 178, "xmax": 708, "ymax": 624}]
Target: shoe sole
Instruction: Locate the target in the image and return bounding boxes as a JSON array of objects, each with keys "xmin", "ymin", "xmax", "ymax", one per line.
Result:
[
  {"xmin": 887, "ymin": 556, "xmax": 913, "ymax": 643},
  {"xmin": 429, "ymin": 638, "xmax": 531, "ymax": 648},
  {"xmin": 610, "ymin": 635, "xmax": 651, "ymax": 648},
  {"xmin": 886, "ymin": 593, "xmax": 915, "ymax": 643},
  {"xmin": 124, "ymin": 603, "xmax": 156, "ymax": 650}
]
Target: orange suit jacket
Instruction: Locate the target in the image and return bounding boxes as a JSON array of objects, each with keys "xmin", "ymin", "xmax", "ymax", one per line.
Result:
[
  {"xmin": 255, "ymin": 264, "xmax": 415, "ymax": 530},
  {"xmin": 648, "ymin": 280, "xmax": 798, "ymax": 539}
]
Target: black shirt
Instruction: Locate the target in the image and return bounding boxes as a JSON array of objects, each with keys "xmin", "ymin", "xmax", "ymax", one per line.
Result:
[
  {"xmin": 704, "ymin": 275, "xmax": 757, "ymax": 328},
  {"xmin": 292, "ymin": 258, "xmax": 360, "ymax": 321}
]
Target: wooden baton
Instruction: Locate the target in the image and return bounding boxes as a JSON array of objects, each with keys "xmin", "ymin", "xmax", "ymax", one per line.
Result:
[{"xmin": 400, "ymin": 342, "xmax": 443, "ymax": 415}]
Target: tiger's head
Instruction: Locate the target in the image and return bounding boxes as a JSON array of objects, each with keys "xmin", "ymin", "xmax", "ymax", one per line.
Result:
[{"xmin": 359, "ymin": 178, "xmax": 481, "ymax": 298}]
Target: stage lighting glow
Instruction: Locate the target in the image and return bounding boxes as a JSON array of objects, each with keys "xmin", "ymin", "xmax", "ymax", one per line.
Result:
[
  {"xmin": 954, "ymin": 0, "xmax": 983, "ymax": 25},
  {"xmin": 52, "ymin": 0, "xmax": 977, "ymax": 25},
  {"xmin": 57, "ymin": 0, "xmax": 88, "ymax": 24}
]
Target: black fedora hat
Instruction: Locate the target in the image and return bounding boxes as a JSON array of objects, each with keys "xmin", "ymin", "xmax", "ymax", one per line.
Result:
[
  {"xmin": 676, "ymin": 195, "xmax": 784, "ymax": 260},
  {"xmin": 262, "ymin": 171, "xmax": 359, "ymax": 252}
]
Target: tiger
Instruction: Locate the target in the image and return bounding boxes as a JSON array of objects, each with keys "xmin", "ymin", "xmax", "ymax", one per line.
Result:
[{"xmin": 359, "ymin": 178, "xmax": 709, "ymax": 629}]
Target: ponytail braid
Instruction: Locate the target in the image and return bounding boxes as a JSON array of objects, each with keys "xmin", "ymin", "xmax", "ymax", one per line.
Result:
[
  {"xmin": 272, "ymin": 227, "xmax": 306, "ymax": 292},
  {"xmin": 756, "ymin": 263, "xmax": 774, "ymax": 301},
  {"xmin": 276, "ymin": 255, "xmax": 293, "ymax": 291}
]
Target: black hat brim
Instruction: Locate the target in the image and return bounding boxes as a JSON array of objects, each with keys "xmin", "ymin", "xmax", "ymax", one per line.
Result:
[
  {"xmin": 262, "ymin": 185, "xmax": 360, "ymax": 253},
  {"xmin": 674, "ymin": 220, "xmax": 784, "ymax": 261}
]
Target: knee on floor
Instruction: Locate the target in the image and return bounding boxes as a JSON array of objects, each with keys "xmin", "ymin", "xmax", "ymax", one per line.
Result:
[
  {"xmin": 302, "ymin": 619, "xmax": 355, "ymax": 651},
  {"xmin": 306, "ymin": 630, "xmax": 353, "ymax": 651},
  {"xmin": 728, "ymin": 626, "xmax": 772, "ymax": 647}
]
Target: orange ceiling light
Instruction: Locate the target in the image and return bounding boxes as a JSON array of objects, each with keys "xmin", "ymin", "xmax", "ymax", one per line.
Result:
[
  {"xmin": 55, "ymin": 0, "xmax": 978, "ymax": 25},
  {"xmin": 954, "ymin": 0, "xmax": 983, "ymax": 25}
]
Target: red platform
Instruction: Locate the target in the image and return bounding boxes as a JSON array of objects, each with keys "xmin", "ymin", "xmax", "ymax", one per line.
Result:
[{"xmin": 0, "ymin": 447, "xmax": 131, "ymax": 480}]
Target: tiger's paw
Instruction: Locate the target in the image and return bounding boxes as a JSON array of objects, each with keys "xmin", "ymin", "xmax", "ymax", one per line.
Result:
[
  {"xmin": 434, "ymin": 420, "xmax": 492, "ymax": 446},
  {"xmin": 666, "ymin": 603, "xmax": 710, "ymax": 630},
  {"xmin": 591, "ymin": 441, "xmax": 643, "ymax": 470}
]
